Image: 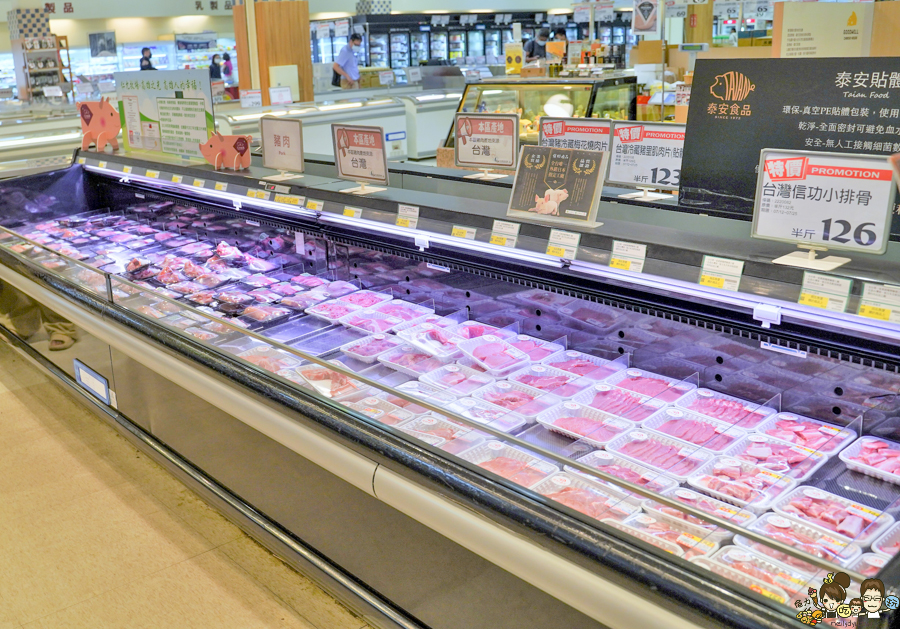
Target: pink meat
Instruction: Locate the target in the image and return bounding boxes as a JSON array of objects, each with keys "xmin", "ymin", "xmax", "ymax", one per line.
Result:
[
  {"xmin": 549, "ymin": 359, "xmax": 603, "ymax": 377},
  {"xmin": 765, "ymin": 419, "xmax": 845, "ymax": 451},
  {"xmin": 516, "ymin": 374, "xmax": 572, "ymax": 391},
  {"xmin": 553, "ymin": 416, "xmax": 624, "ymax": 442},
  {"xmin": 457, "ymin": 324, "xmax": 497, "ymax": 339},
  {"xmin": 483, "ymin": 389, "xmax": 536, "ymax": 410},
  {"xmin": 618, "ymin": 375, "xmax": 684, "ymax": 401},
  {"xmin": 349, "ymin": 338, "xmax": 397, "ymax": 357},
  {"xmin": 587, "ymin": 389, "xmax": 655, "ymax": 421},
  {"xmin": 479, "ymin": 457, "xmax": 546, "ymax": 486},
  {"xmin": 341, "ymin": 292, "xmax": 385, "ymax": 307},
  {"xmin": 732, "ymin": 440, "xmax": 817, "ymax": 477},
  {"xmin": 687, "ymin": 397, "xmax": 768, "ymax": 428},
  {"xmin": 376, "ymin": 303, "xmax": 423, "ymax": 321},
  {"xmin": 618, "ymin": 437, "xmax": 702, "ymax": 475},
  {"xmin": 781, "ymin": 494, "xmax": 876, "ymax": 537},
  {"xmin": 345, "ymin": 315, "xmax": 395, "ymax": 333},
  {"xmin": 510, "ymin": 339, "xmax": 555, "ymax": 361},
  {"xmin": 473, "ymin": 342, "xmax": 519, "ymax": 369}
]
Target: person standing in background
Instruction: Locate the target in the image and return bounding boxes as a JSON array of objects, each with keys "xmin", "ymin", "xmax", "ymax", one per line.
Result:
[
  {"xmin": 729, "ymin": 27, "xmax": 739, "ymax": 46},
  {"xmin": 334, "ymin": 33, "xmax": 362, "ymax": 89},
  {"xmin": 209, "ymin": 54, "xmax": 222, "ymax": 80},
  {"xmin": 525, "ymin": 28, "xmax": 550, "ymax": 63},
  {"xmin": 553, "ymin": 28, "xmax": 568, "ymax": 44},
  {"xmin": 222, "ymin": 53, "xmax": 234, "ymax": 80},
  {"xmin": 139, "ymin": 47, "xmax": 156, "ymax": 70}
]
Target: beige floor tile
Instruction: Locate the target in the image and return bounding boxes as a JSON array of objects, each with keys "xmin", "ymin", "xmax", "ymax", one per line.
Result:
[
  {"xmin": 219, "ymin": 536, "xmax": 366, "ymax": 629},
  {"xmin": 0, "ymin": 344, "xmax": 49, "ymax": 394},
  {"xmin": 23, "ymin": 550, "xmax": 319, "ymax": 629}
]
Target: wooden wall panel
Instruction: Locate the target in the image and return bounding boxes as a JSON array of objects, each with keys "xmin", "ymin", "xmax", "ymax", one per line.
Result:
[
  {"xmin": 254, "ymin": 1, "xmax": 314, "ymax": 105},
  {"xmin": 685, "ymin": 3, "xmax": 713, "ymax": 44},
  {"xmin": 871, "ymin": 2, "xmax": 900, "ymax": 57},
  {"xmin": 232, "ymin": 4, "xmax": 251, "ymax": 93}
]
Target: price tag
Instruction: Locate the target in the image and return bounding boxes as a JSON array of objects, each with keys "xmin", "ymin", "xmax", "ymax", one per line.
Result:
[
  {"xmin": 214, "ymin": 182, "xmax": 228, "ymax": 192},
  {"xmin": 607, "ymin": 122, "xmax": 685, "ymax": 190},
  {"xmin": 858, "ymin": 283, "xmax": 900, "ymax": 323},
  {"xmin": 454, "ymin": 113, "xmax": 519, "ymax": 170},
  {"xmin": 546, "ymin": 229, "xmax": 582, "ymax": 259},
  {"xmin": 407, "ymin": 66, "xmax": 422, "ymax": 82},
  {"xmin": 699, "ymin": 256, "xmax": 744, "ymax": 292},
  {"xmin": 610, "ymin": 240, "xmax": 647, "ymax": 273},
  {"xmin": 274, "ymin": 194, "xmax": 303, "ymax": 206},
  {"xmin": 246, "ymin": 189, "xmax": 259, "ymax": 199},
  {"xmin": 98, "ymin": 161, "xmax": 107, "ymax": 169},
  {"xmin": 122, "ymin": 165, "xmax": 132, "ymax": 174},
  {"xmin": 171, "ymin": 174, "xmax": 183, "ymax": 184},
  {"xmin": 240, "ymin": 89, "xmax": 263, "ymax": 108},
  {"xmin": 332, "ymin": 124, "xmax": 388, "ymax": 187},
  {"xmin": 307, "ymin": 199, "xmax": 323, "ymax": 211},
  {"xmin": 799, "ymin": 272, "xmax": 852, "ymax": 312},
  {"xmin": 490, "ymin": 234, "xmax": 518, "ymax": 247},
  {"xmin": 260, "ymin": 117, "xmax": 304, "ymax": 174},
  {"xmin": 193, "ymin": 178, "xmax": 206, "ymax": 188},
  {"xmin": 343, "ymin": 206, "xmax": 362, "ymax": 218},
  {"xmin": 396, "ymin": 204, "xmax": 419, "ymax": 229},
  {"xmin": 451, "ymin": 225, "xmax": 476, "ymax": 240},
  {"xmin": 146, "ymin": 169, "xmax": 159, "ymax": 179},
  {"xmin": 753, "ymin": 150, "xmax": 895, "ymax": 255},
  {"xmin": 77, "ymin": 157, "xmax": 85, "ymax": 165},
  {"xmin": 490, "ymin": 220, "xmax": 520, "ymax": 247}
]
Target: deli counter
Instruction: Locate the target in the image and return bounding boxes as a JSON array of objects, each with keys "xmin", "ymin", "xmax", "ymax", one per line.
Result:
[{"xmin": 0, "ymin": 150, "xmax": 898, "ymax": 629}]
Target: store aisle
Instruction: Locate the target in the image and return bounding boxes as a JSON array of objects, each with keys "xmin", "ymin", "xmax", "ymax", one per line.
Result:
[{"xmin": 0, "ymin": 341, "xmax": 375, "ymax": 629}]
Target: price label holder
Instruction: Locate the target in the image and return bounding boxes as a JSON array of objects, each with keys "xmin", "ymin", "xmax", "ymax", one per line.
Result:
[
  {"xmin": 754, "ymin": 149, "xmax": 895, "ymax": 272},
  {"xmin": 451, "ymin": 225, "xmax": 477, "ymax": 240},
  {"xmin": 214, "ymin": 182, "xmax": 228, "ymax": 192},
  {"xmin": 396, "ymin": 204, "xmax": 419, "ymax": 229},
  {"xmin": 307, "ymin": 199, "xmax": 324, "ymax": 212},
  {"xmin": 145, "ymin": 169, "xmax": 159, "ymax": 179},
  {"xmin": 260, "ymin": 116, "xmax": 304, "ymax": 181},
  {"xmin": 490, "ymin": 220, "xmax": 520, "ymax": 248},
  {"xmin": 609, "ymin": 240, "xmax": 647, "ymax": 273},
  {"xmin": 798, "ymin": 272, "xmax": 852, "ymax": 313},
  {"xmin": 699, "ymin": 256, "xmax": 744, "ymax": 291},
  {"xmin": 546, "ymin": 229, "xmax": 581, "ymax": 259},
  {"xmin": 607, "ymin": 121, "xmax": 685, "ymax": 201},
  {"xmin": 193, "ymin": 178, "xmax": 206, "ymax": 188},
  {"xmin": 275, "ymin": 194, "xmax": 304, "ymax": 206},
  {"xmin": 454, "ymin": 112, "xmax": 519, "ymax": 180},
  {"xmin": 77, "ymin": 157, "xmax": 86, "ymax": 165},
  {"xmin": 343, "ymin": 206, "xmax": 362, "ymax": 219},
  {"xmin": 858, "ymin": 282, "xmax": 900, "ymax": 322},
  {"xmin": 171, "ymin": 174, "xmax": 183, "ymax": 184}
]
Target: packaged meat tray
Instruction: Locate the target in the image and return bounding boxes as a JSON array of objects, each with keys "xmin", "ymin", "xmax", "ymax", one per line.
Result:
[
  {"xmin": 392, "ymin": 427, "xmax": 446, "ymax": 448},
  {"xmin": 506, "ymin": 288, "xmax": 577, "ymax": 309},
  {"xmin": 643, "ymin": 408, "xmax": 746, "ymax": 453},
  {"xmin": 687, "ymin": 457, "xmax": 796, "ymax": 514},
  {"xmin": 542, "ymin": 350, "xmax": 622, "ymax": 381},
  {"xmin": 305, "ymin": 299, "xmax": 362, "ymax": 323},
  {"xmin": 531, "ymin": 473, "xmax": 643, "ymax": 522},
  {"xmin": 535, "ymin": 402, "xmax": 631, "ymax": 448},
  {"xmin": 572, "ymin": 384, "xmax": 667, "ymax": 423},
  {"xmin": 458, "ymin": 441, "xmax": 558, "ymax": 488},
  {"xmin": 377, "ymin": 345, "xmax": 447, "ymax": 377},
  {"xmin": 339, "ymin": 311, "xmax": 403, "ymax": 335},
  {"xmin": 450, "ymin": 321, "xmax": 511, "ymax": 340},
  {"xmin": 872, "ymin": 521, "xmax": 900, "ymax": 558},
  {"xmin": 281, "ymin": 293, "xmax": 327, "ymax": 311},
  {"xmin": 507, "ymin": 365, "xmax": 592, "ymax": 397},
  {"xmin": 507, "ymin": 334, "xmax": 564, "ymax": 362},
  {"xmin": 184, "ymin": 327, "xmax": 219, "ymax": 342},
  {"xmin": 643, "ymin": 487, "xmax": 754, "ymax": 541},
  {"xmin": 605, "ymin": 368, "xmax": 696, "ymax": 403},
  {"xmin": 248, "ymin": 288, "xmax": 284, "ymax": 303},
  {"xmin": 444, "ymin": 398, "xmax": 527, "ymax": 434},
  {"xmin": 215, "ymin": 289, "xmax": 255, "ymax": 305},
  {"xmin": 675, "ymin": 389, "xmax": 776, "ymax": 429},
  {"xmin": 396, "ymin": 323, "xmax": 464, "ymax": 360},
  {"xmin": 194, "ymin": 273, "xmax": 231, "ymax": 289},
  {"xmin": 617, "ymin": 513, "xmax": 720, "ymax": 559},
  {"xmin": 569, "ymin": 450, "xmax": 679, "ymax": 495},
  {"xmin": 392, "ymin": 314, "xmax": 458, "ymax": 334},
  {"xmin": 242, "ymin": 273, "xmax": 279, "ymax": 288},
  {"xmin": 735, "ymin": 513, "xmax": 863, "ymax": 570},
  {"xmin": 849, "ymin": 553, "xmax": 888, "ymax": 578},
  {"xmin": 839, "ymin": 436, "xmax": 900, "ymax": 485},
  {"xmin": 606, "ymin": 430, "xmax": 715, "ymax": 482},
  {"xmin": 390, "ymin": 381, "xmax": 458, "ymax": 412},
  {"xmin": 557, "ymin": 302, "xmax": 623, "ymax": 330},
  {"xmin": 238, "ymin": 305, "xmax": 292, "ymax": 325},
  {"xmin": 295, "ymin": 363, "xmax": 372, "ymax": 400},
  {"xmin": 471, "ymin": 381, "xmax": 560, "ymax": 420},
  {"xmin": 458, "ymin": 335, "xmax": 531, "ymax": 377},
  {"xmin": 340, "ymin": 334, "xmax": 403, "ymax": 364},
  {"xmin": 754, "ymin": 412, "xmax": 856, "ymax": 454},
  {"xmin": 396, "ymin": 415, "xmax": 481, "ymax": 453},
  {"xmin": 269, "ymin": 283, "xmax": 302, "ymax": 297},
  {"xmin": 167, "ymin": 280, "xmax": 207, "ymax": 295},
  {"xmin": 419, "ymin": 364, "xmax": 494, "ymax": 395},
  {"xmin": 290, "ymin": 274, "xmax": 328, "ymax": 289},
  {"xmin": 722, "ymin": 434, "xmax": 829, "ymax": 482},
  {"xmin": 372, "ymin": 299, "xmax": 434, "ymax": 322},
  {"xmin": 237, "ymin": 345, "xmax": 303, "ymax": 373},
  {"xmin": 601, "ymin": 518, "xmax": 684, "ymax": 558},
  {"xmin": 690, "ymin": 557, "xmax": 789, "ymax": 605},
  {"xmin": 338, "ymin": 290, "xmax": 393, "ymax": 308},
  {"xmin": 345, "ymin": 397, "xmax": 416, "ymax": 426},
  {"xmin": 708, "ymin": 546, "xmax": 818, "ymax": 600},
  {"xmin": 184, "ymin": 290, "xmax": 218, "ymax": 307},
  {"xmin": 772, "ymin": 486, "xmax": 895, "ymax": 546},
  {"xmin": 312, "ymin": 280, "xmax": 358, "ymax": 298}
]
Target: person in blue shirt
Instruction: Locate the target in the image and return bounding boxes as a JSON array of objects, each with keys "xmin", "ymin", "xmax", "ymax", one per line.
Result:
[{"xmin": 333, "ymin": 33, "xmax": 362, "ymax": 89}]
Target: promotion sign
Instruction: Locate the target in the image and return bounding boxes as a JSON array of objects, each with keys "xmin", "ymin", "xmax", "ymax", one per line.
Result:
[
  {"xmin": 713, "ymin": 0, "xmax": 741, "ymax": 19},
  {"xmin": 505, "ymin": 43, "xmax": 524, "ymax": 75},
  {"xmin": 114, "ymin": 70, "xmax": 215, "ymax": 159},
  {"xmin": 752, "ymin": 149, "xmax": 894, "ymax": 254},
  {"xmin": 454, "ymin": 113, "xmax": 519, "ymax": 170},
  {"xmin": 666, "ymin": 0, "xmax": 689, "ymax": 20},
  {"xmin": 261, "ymin": 117, "xmax": 304, "ymax": 173},
  {"xmin": 332, "ymin": 124, "xmax": 389, "ymax": 186},
  {"xmin": 507, "ymin": 145, "xmax": 607, "ymax": 225},
  {"xmin": 633, "ymin": 0, "xmax": 660, "ymax": 36},
  {"xmin": 607, "ymin": 121, "xmax": 685, "ymax": 190},
  {"xmin": 744, "ymin": 0, "xmax": 772, "ymax": 21},
  {"xmin": 539, "ymin": 117, "xmax": 612, "ymax": 152}
]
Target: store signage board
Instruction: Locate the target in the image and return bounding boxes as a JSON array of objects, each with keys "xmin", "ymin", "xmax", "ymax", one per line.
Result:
[
  {"xmin": 858, "ymin": 283, "xmax": 900, "ymax": 322},
  {"xmin": 505, "ymin": 43, "xmax": 524, "ymax": 75},
  {"xmin": 396, "ymin": 204, "xmax": 419, "ymax": 229},
  {"xmin": 595, "ymin": 2, "xmax": 616, "ymax": 22},
  {"xmin": 680, "ymin": 58, "xmax": 900, "ymax": 232},
  {"xmin": 607, "ymin": 121, "xmax": 685, "ymax": 200},
  {"xmin": 744, "ymin": 0, "xmax": 773, "ymax": 21},
  {"xmin": 316, "ymin": 23, "xmax": 331, "ymax": 39},
  {"xmin": 699, "ymin": 256, "xmax": 745, "ymax": 291},
  {"xmin": 73, "ymin": 359, "xmax": 111, "ymax": 406},
  {"xmin": 753, "ymin": 149, "xmax": 894, "ymax": 270},
  {"xmin": 666, "ymin": 1, "xmax": 689, "ymax": 20},
  {"xmin": 240, "ymin": 90, "xmax": 262, "ymax": 108},
  {"xmin": 539, "ymin": 117, "xmax": 612, "ymax": 153},
  {"xmin": 269, "ymin": 86, "xmax": 293, "ymax": 106},
  {"xmin": 114, "ymin": 70, "xmax": 214, "ymax": 160},
  {"xmin": 44, "ymin": 86, "xmax": 63, "ymax": 97},
  {"xmin": 332, "ymin": 124, "xmax": 389, "ymax": 194},
  {"xmin": 712, "ymin": 1, "xmax": 741, "ymax": 20},
  {"xmin": 260, "ymin": 116, "xmax": 304, "ymax": 181},
  {"xmin": 507, "ymin": 145, "xmax": 607, "ymax": 228},
  {"xmin": 175, "ymin": 32, "xmax": 217, "ymax": 51},
  {"xmin": 454, "ymin": 113, "xmax": 519, "ymax": 180},
  {"xmin": 798, "ymin": 271, "xmax": 852, "ymax": 312},
  {"xmin": 780, "ymin": 3, "xmax": 874, "ymax": 59},
  {"xmin": 633, "ymin": 0, "xmax": 660, "ymax": 36},
  {"xmin": 407, "ymin": 67, "xmax": 422, "ymax": 82},
  {"xmin": 335, "ymin": 20, "xmax": 350, "ymax": 38},
  {"xmin": 610, "ymin": 240, "xmax": 647, "ymax": 272}
]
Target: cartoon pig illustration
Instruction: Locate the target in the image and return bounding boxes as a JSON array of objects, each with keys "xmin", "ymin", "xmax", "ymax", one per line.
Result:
[
  {"xmin": 199, "ymin": 133, "xmax": 253, "ymax": 170},
  {"xmin": 80, "ymin": 97, "xmax": 121, "ymax": 152},
  {"xmin": 530, "ymin": 188, "xmax": 569, "ymax": 215}
]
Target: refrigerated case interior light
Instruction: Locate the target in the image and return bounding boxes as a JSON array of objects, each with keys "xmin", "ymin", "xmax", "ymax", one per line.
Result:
[
  {"xmin": 365, "ymin": 99, "xmax": 394, "ymax": 106},
  {"xmin": 0, "ymin": 131, "xmax": 81, "ymax": 148},
  {"xmin": 319, "ymin": 103, "xmax": 363, "ymax": 111},
  {"xmin": 482, "ymin": 90, "xmax": 504, "ymax": 95},
  {"xmin": 415, "ymin": 94, "xmax": 446, "ymax": 101}
]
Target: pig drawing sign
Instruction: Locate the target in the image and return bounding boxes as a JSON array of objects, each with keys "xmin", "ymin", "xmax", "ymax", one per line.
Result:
[
  {"xmin": 199, "ymin": 133, "xmax": 253, "ymax": 171},
  {"xmin": 80, "ymin": 97, "xmax": 121, "ymax": 152}
]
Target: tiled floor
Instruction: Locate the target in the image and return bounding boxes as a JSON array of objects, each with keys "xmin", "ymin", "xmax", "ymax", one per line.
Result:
[{"xmin": 0, "ymin": 341, "xmax": 376, "ymax": 629}]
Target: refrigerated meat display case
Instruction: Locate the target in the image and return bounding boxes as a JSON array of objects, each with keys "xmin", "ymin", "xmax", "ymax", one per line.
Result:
[{"xmin": 0, "ymin": 150, "xmax": 898, "ymax": 629}]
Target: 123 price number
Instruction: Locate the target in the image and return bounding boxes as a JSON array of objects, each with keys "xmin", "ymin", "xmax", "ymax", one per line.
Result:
[
  {"xmin": 650, "ymin": 167, "xmax": 680, "ymax": 186},
  {"xmin": 821, "ymin": 219, "xmax": 878, "ymax": 247}
]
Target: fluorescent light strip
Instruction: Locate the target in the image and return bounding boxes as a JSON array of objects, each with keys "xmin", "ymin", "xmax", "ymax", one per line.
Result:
[
  {"xmin": 319, "ymin": 103, "xmax": 363, "ymax": 111},
  {"xmin": 0, "ymin": 131, "xmax": 81, "ymax": 148}
]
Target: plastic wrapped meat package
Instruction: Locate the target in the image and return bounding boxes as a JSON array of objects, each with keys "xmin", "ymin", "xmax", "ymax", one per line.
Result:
[
  {"xmin": 396, "ymin": 415, "xmax": 486, "ymax": 454},
  {"xmin": 313, "ymin": 280, "xmax": 359, "ymax": 298},
  {"xmin": 773, "ymin": 486, "xmax": 894, "ymax": 545},
  {"xmin": 557, "ymin": 301, "xmax": 623, "ymax": 330},
  {"xmin": 397, "ymin": 323, "xmax": 464, "ymax": 360},
  {"xmin": 605, "ymin": 368, "xmax": 696, "ymax": 403},
  {"xmin": 386, "ymin": 381, "xmax": 457, "ymax": 413},
  {"xmin": 606, "ymin": 430, "xmax": 714, "ymax": 481},
  {"xmin": 542, "ymin": 350, "xmax": 621, "ymax": 381},
  {"xmin": 305, "ymin": 300, "xmax": 362, "ymax": 323},
  {"xmin": 507, "ymin": 288, "xmax": 577, "ymax": 310},
  {"xmin": 340, "ymin": 311, "xmax": 403, "ymax": 335},
  {"xmin": 345, "ymin": 396, "xmax": 416, "ymax": 425},
  {"xmin": 848, "ymin": 553, "xmax": 888, "ymax": 578},
  {"xmin": 755, "ymin": 412, "xmax": 856, "ymax": 453},
  {"xmin": 643, "ymin": 408, "xmax": 746, "ymax": 453},
  {"xmin": 378, "ymin": 345, "xmax": 447, "ymax": 378},
  {"xmin": 676, "ymin": 389, "xmax": 775, "ymax": 429},
  {"xmin": 239, "ymin": 304, "xmax": 292, "ymax": 325},
  {"xmin": 709, "ymin": 546, "xmax": 819, "ymax": 602},
  {"xmin": 340, "ymin": 334, "xmax": 403, "ymax": 363},
  {"xmin": 419, "ymin": 364, "xmax": 494, "ymax": 395},
  {"xmin": 373, "ymin": 299, "xmax": 434, "ymax": 322},
  {"xmin": 458, "ymin": 335, "xmax": 530, "ymax": 377},
  {"xmin": 215, "ymin": 289, "xmax": 255, "ymax": 306},
  {"xmin": 570, "ymin": 451, "xmax": 679, "ymax": 495},
  {"xmin": 735, "ymin": 513, "xmax": 862, "ymax": 571},
  {"xmin": 573, "ymin": 384, "xmax": 666, "ymax": 422},
  {"xmin": 839, "ymin": 436, "xmax": 900, "ymax": 484},
  {"xmin": 688, "ymin": 457, "xmax": 795, "ymax": 513},
  {"xmin": 445, "ymin": 398, "xmax": 527, "ymax": 434},
  {"xmin": 536, "ymin": 401, "xmax": 630, "ymax": 447},
  {"xmin": 290, "ymin": 274, "xmax": 328, "ymax": 289},
  {"xmin": 295, "ymin": 363, "xmax": 371, "ymax": 400},
  {"xmin": 459, "ymin": 441, "xmax": 558, "ymax": 488},
  {"xmin": 248, "ymin": 288, "xmax": 283, "ymax": 303},
  {"xmin": 507, "ymin": 364, "xmax": 591, "ymax": 397},
  {"xmin": 237, "ymin": 345, "xmax": 303, "ymax": 373},
  {"xmin": 338, "ymin": 290, "xmax": 392, "ymax": 308},
  {"xmin": 507, "ymin": 334, "xmax": 564, "ymax": 362},
  {"xmin": 872, "ymin": 521, "xmax": 900, "ymax": 558},
  {"xmin": 619, "ymin": 513, "xmax": 720, "ymax": 559},
  {"xmin": 281, "ymin": 292, "xmax": 327, "ymax": 311},
  {"xmin": 723, "ymin": 435, "xmax": 828, "ymax": 483},
  {"xmin": 472, "ymin": 381, "xmax": 559, "ymax": 419},
  {"xmin": 451, "ymin": 321, "xmax": 509, "ymax": 340},
  {"xmin": 531, "ymin": 472, "xmax": 642, "ymax": 522},
  {"xmin": 644, "ymin": 488, "xmax": 756, "ymax": 541}
]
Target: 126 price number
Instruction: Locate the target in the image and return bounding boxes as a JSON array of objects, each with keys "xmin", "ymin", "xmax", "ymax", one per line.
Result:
[{"xmin": 821, "ymin": 219, "xmax": 878, "ymax": 247}]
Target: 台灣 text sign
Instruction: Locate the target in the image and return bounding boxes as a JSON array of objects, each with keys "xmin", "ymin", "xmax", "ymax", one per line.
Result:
[
  {"xmin": 332, "ymin": 124, "xmax": 389, "ymax": 186},
  {"xmin": 454, "ymin": 113, "xmax": 518, "ymax": 170}
]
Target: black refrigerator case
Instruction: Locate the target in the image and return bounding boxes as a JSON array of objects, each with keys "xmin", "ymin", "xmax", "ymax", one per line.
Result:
[{"xmin": 1, "ymin": 155, "xmax": 899, "ymax": 629}]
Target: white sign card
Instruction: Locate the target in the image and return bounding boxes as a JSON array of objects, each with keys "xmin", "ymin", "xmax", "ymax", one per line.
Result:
[
  {"xmin": 713, "ymin": 1, "xmax": 741, "ymax": 19},
  {"xmin": 332, "ymin": 124, "xmax": 389, "ymax": 186},
  {"xmin": 489, "ymin": 220, "xmax": 521, "ymax": 247},
  {"xmin": 44, "ymin": 85, "xmax": 63, "ymax": 97},
  {"xmin": 241, "ymin": 89, "xmax": 263, "ymax": 108},
  {"xmin": 799, "ymin": 272, "xmax": 853, "ymax": 312},
  {"xmin": 407, "ymin": 66, "xmax": 422, "ymax": 82},
  {"xmin": 609, "ymin": 240, "xmax": 647, "ymax": 273},
  {"xmin": 261, "ymin": 116, "xmax": 304, "ymax": 174},
  {"xmin": 539, "ymin": 117, "xmax": 612, "ymax": 152},
  {"xmin": 699, "ymin": 256, "xmax": 745, "ymax": 291},
  {"xmin": 316, "ymin": 23, "xmax": 331, "ymax": 39},
  {"xmin": 269, "ymin": 86, "xmax": 293, "ymax": 105},
  {"xmin": 454, "ymin": 113, "xmax": 519, "ymax": 170},
  {"xmin": 335, "ymin": 20, "xmax": 350, "ymax": 37},
  {"xmin": 858, "ymin": 283, "xmax": 900, "ymax": 322},
  {"xmin": 378, "ymin": 71, "xmax": 394, "ymax": 86},
  {"xmin": 607, "ymin": 121, "xmax": 686, "ymax": 190},
  {"xmin": 546, "ymin": 229, "xmax": 582, "ymax": 259},
  {"xmin": 753, "ymin": 149, "xmax": 895, "ymax": 255},
  {"xmin": 595, "ymin": 2, "xmax": 616, "ymax": 22},
  {"xmin": 396, "ymin": 204, "xmax": 419, "ymax": 229},
  {"xmin": 633, "ymin": 0, "xmax": 660, "ymax": 36},
  {"xmin": 666, "ymin": 1, "xmax": 689, "ymax": 19}
]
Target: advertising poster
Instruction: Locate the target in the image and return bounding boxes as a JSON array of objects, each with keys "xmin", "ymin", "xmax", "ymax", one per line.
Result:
[
  {"xmin": 507, "ymin": 146, "xmax": 608, "ymax": 225},
  {"xmin": 633, "ymin": 0, "xmax": 660, "ymax": 36},
  {"xmin": 332, "ymin": 124, "xmax": 388, "ymax": 186},
  {"xmin": 607, "ymin": 121, "xmax": 685, "ymax": 190},
  {"xmin": 89, "ymin": 32, "xmax": 116, "ymax": 58},
  {"xmin": 680, "ymin": 58, "xmax": 900, "ymax": 231},
  {"xmin": 455, "ymin": 113, "xmax": 518, "ymax": 170},
  {"xmin": 175, "ymin": 32, "xmax": 217, "ymax": 51},
  {"xmin": 114, "ymin": 70, "xmax": 215, "ymax": 159},
  {"xmin": 539, "ymin": 117, "xmax": 612, "ymax": 152},
  {"xmin": 780, "ymin": 3, "xmax": 874, "ymax": 59},
  {"xmin": 505, "ymin": 43, "xmax": 524, "ymax": 75}
]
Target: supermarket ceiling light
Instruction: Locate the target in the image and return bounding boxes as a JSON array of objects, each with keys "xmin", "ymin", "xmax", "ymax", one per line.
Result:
[
  {"xmin": 365, "ymin": 99, "xmax": 394, "ymax": 106},
  {"xmin": 548, "ymin": 9, "xmax": 572, "ymax": 14},
  {"xmin": 423, "ymin": 10, "xmax": 449, "ymax": 14}
]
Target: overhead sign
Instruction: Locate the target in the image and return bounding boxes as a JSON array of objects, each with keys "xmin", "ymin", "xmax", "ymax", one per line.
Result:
[
  {"xmin": 507, "ymin": 145, "xmax": 607, "ymax": 226},
  {"xmin": 744, "ymin": 0, "xmax": 773, "ymax": 21},
  {"xmin": 539, "ymin": 117, "xmax": 612, "ymax": 152},
  {"xmin": 607, "ymin": 121, "xmax": 685, "ymax": 190},
  {"xmin": 666, "ymin": 1, "xmax": 689, "ymax": 20},
  {"xmin": 633, "ymin": 0, "xmax": 660, "ymax": 36},
  {"xmin": 780, "ymin": 3, "xmax": 874, "ymax": 59},
  {"xmin": 680, "ymin": 58, "xmax": 900, "ymax": 228},
  {"xmin": 752, "ymin": 149, "xmax": 894, "ymax": 254},
  {"xmin": 114, "ymin": 69, "xmax": 214, "ymax": 159},
  {"xmin": 454, "ymin": 113, "xmax": 519, "ymax": 170},
  {"xmin": 595, "ymin": 2, "xmax": 615, "ymax": 22},
  {"xmin": 261, "ymin": 117, "xmax": 304, "ymax": 173},
  {"xmin": 175, "ymin": 32, "xmax": 217, "ymax": 51},
  {"xmin": 712, "ymin": 1, "xmax": 741, "ymax": 19},
  {"xmin": 332, "ymin": 124, "xmax": 389, "ymax": 186}
]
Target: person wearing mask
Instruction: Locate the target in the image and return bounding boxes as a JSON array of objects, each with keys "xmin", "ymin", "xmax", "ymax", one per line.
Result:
[
  {"xmin": 729, "ymin": 27, "xmax": 739, "ymax": 47},
  {"xmin": 334, "ymin": 33, "xmax": 363, "ymax": 89},
  {"xmin": 209, "ymin": 54, "xmax": 222, "ymax": 80},
  {"xmin": 525, "ymin": 28, "xmax": 550, "ymax": 63},
  {"xmin": 139, "ymin": 47, "xmax": 156, "ymax": 71},
  {"xmin": 553, "ymin": 28, "xmax": 568, "ymax": 43},
  {"xmin": 222, "ymin": 53, "xmax": 234, "ymax": 80}
]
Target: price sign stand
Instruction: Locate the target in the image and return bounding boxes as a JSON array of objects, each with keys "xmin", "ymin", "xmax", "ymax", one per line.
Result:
[
  {"xmin": 752, "ymin": 149, "xmax": 896, "ymax": 272},
  {"xmin": 607, "ymin": 121, "xmax": 685, "ymax": 202},
  {"xmin": 618, "ymin": 187, "xmax": 671, "ymax": 201},
  {"xmin": 261, "ymin": 116, "xmax": 304, "ymax": 182},
  {"xmin": 332, "ymin": 124, "xmax": 389, "ymax": 195},
  {"xmin": 454, "ymin": 113, "xmax": 519, "ymax": 181}
]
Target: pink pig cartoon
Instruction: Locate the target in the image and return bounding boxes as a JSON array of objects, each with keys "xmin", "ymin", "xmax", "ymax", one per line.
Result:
[
  {"xmin": 80, "ymin": 97, "xmax": 121, "ymax": 152},
  {"xmin": 530, "ymin": 188, "xmax": 569, "ymax": 215},
  {"xmin": 199, "ymin": 133, "xmax": 253, "ymax": 171}
]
